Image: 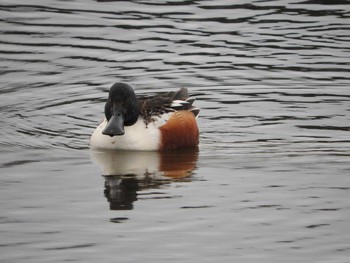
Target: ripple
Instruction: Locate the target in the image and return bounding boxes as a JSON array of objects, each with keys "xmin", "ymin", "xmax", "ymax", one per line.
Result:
[{"xmin": 44, "ymin": 243, "xmax": 97, "ymax": 250}]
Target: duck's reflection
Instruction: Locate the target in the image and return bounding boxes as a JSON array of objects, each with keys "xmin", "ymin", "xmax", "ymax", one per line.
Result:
[{"xmin": 91, "ymin": 149, "xmax": 198, "ymax": 210}]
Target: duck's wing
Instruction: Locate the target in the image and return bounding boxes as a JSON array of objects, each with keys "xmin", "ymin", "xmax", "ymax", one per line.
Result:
[
  {"xmin": 138, "ymin": 88, "xmax": 199, "ymax": 122},
  {"xmin": 172, "ymin": 88, "xmax": 200, "ymax": 117},
  {"xmin": 173, "ymin": 87, "xmax": 188, "ymax": 100}
]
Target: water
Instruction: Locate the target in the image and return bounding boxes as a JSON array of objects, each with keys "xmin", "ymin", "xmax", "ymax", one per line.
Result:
[{"xmin": 1, "ymin": 0, "xmax": 349, "ymax": 262}]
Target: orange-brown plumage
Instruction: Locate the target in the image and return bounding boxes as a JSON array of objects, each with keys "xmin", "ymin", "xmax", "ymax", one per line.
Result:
[{"xmin": 159, "ymin": 110, "xmax": 199, "ymax": 151}]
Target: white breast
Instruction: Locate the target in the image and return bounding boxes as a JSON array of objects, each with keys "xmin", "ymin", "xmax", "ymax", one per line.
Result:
[{"xmin": 90, "ymin": 117, "xmax": 163, "ymax": 151}]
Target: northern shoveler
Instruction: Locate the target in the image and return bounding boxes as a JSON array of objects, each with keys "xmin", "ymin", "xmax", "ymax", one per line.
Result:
[{"xmin": 90, "ymin": 82, "xmax": 200, "ymax": 151}]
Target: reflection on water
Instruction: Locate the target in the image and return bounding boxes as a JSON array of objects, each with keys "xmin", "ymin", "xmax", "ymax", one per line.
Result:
[{"xmin": 91, "ymin": 149, "xmax": 198, "ymax": 210}]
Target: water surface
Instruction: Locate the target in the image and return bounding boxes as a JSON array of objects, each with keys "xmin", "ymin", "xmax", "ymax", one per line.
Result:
[{"xmin": 1, "ymin": 0, "xmax": 349, "ymax": 262}]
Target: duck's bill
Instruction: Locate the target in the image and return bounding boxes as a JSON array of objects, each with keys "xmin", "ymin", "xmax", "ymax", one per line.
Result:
[{"xmin": 102, "ymin": 114, "xmax": 125, "ymax": 136}]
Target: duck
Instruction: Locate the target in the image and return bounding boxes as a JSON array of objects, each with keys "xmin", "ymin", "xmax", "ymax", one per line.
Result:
[{"xmin": 90, "ymin": 82, "xmax": 200, "ymax": 151}]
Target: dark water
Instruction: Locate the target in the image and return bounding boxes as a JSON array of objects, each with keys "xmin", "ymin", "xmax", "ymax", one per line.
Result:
[{"xmin": 1, "ymin": 0, "xmax": 350, "ymax": 262}]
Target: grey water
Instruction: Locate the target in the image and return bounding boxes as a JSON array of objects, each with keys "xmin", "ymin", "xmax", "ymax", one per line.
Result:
[{"xmin": 1, "ymin": 0, "xmax": 350, "ymax": 262}]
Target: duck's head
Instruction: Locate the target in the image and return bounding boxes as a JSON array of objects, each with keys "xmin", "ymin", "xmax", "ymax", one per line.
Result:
[{"xmin": 102, "ymin": 83, "xmax": 139, "ymax": 137}]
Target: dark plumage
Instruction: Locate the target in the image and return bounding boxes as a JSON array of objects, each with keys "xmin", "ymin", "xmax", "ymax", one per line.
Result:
[{"xmin": 137, "ymin": 88, "xmax": 199, "ymax": 125}]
